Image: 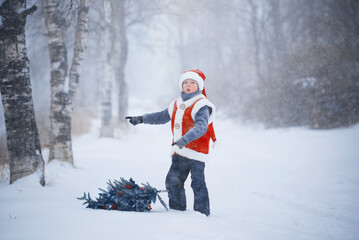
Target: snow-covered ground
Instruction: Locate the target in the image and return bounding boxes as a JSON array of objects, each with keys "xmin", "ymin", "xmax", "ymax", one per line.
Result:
[{"xmin": 1, "ymin": 108, "xmax": 359, "ymax": 240}]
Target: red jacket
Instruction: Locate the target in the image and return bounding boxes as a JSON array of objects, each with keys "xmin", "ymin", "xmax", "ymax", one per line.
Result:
[{"xmin": 168, "ymin": 94, "xmax": 216, "ymax": 162}]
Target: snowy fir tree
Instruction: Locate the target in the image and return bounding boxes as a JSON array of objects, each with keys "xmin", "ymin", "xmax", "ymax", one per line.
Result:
[{"xmin": 78, "ymin": 178, "xmax": 168, "ymax": 212}]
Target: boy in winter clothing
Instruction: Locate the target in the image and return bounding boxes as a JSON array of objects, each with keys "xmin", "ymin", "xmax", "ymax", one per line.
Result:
[{"xmin": 126, "ymin": 69, "xmax": 216, "ymax": 216}]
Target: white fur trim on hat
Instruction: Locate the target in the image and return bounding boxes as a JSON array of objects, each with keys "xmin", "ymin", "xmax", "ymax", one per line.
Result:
[{"xmin": 179, "ymin": 71, "xmax": 204, "ymax": 91}]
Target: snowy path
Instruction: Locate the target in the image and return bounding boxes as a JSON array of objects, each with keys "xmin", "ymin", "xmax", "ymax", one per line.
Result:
[{"xmin": 1, "ymin": 117, "xmax": 359, "ymax": 240}]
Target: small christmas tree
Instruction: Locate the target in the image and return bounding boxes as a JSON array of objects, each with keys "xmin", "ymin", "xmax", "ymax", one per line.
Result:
[{"xmin": 77, "ymin": 178, "xmax": 168, "ymax": 212}]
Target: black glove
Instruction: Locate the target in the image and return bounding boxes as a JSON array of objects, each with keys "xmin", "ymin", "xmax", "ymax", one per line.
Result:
[
  {"xmin": 171, "ymin": 138, "xmax": 187, "ymax": 149},
  {"xmin": 125, "ymin": 116, "xmax": 143, "ymax": 126}
]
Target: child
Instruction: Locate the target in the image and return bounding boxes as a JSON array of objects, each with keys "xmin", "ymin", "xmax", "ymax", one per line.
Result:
[{"xmin": 125, "ymin": 69, "xmax": 216, "ymax": 216}]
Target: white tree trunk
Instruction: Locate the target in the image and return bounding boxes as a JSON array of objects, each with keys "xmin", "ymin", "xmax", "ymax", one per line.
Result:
[
  {"xmin": 111, "ymin": 0, "xmax": 128, "ymax": 124},
  {"xmin": 43, "ymin": 0, "xmax": 89, "ymax": 165},
  {"xmin": 100, "ymin": 0, "xmax": 114, "ymax": 137},
  {"xmin": 248, "ymin": 0, "xmax": 264, "ymax": 83},
  {"xmin": 43, "ymin": 0, "xmax": 72, "ymax": 164},
  {"xmin": 0, "ymin": 0, "xmax": 45, "ymax": 185},
  {"xmin": 68, "ymin": 0, "xmax": 90, "ymax": 111}
]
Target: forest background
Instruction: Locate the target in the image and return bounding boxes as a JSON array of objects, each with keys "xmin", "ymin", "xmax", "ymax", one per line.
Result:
[{"xmin": 0, "ymin": 0, "xmax": 358, "ymax": 182}]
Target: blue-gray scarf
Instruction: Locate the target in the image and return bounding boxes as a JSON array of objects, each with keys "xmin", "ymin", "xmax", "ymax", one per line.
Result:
[{"xmin": 181, "ymin": 91, "xmax": 202, "ymax": 101}]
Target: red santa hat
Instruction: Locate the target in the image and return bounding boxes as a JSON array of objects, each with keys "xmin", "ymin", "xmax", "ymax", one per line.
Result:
[{"xmin": 179, "ymin": 69, "xmax": 208, "ymax": 97}]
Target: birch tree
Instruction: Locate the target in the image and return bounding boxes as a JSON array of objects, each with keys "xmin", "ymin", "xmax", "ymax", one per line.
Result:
[
  {"xmin": 0, "ymin": 0, "xmax": 45, "ymax": 185},
  {"xmin": 100, "ymin": 0, "xmax": 155, "ymax": 135},
  {"xmin": 100, "ymin": 0, "xmax": 114, "ymax": 137},
  {"xmin": 110, "ymin": 0, "xmax": 128, "ymax": 124},
  {"xmin": 247, "ymin": 0, "xmax": 264, "ymax": 83},
  {"xmin": 43, "ymin": 0, "xmax": 89, "ymax": 165},
  {"xmin": 115, "ymin": 1, "xmax": 165, "ymax": 125}
]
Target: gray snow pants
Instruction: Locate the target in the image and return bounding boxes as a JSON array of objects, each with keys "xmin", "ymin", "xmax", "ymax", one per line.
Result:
[{"xmin": 165, "ymin": 154, "xmax": 210, "ymax": 216}]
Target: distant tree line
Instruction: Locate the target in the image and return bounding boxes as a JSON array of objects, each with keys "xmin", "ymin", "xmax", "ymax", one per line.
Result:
[
  {"xmin": 176, "ymin": 0, "xmax": 359, "ymax": 129},
  {"xmin": 253, "ymin": 0, "xmax": 359, "ymax": 129},
  {"xmin": 1, "ymin": 0, "xmax": 358, "ymax": 184}
]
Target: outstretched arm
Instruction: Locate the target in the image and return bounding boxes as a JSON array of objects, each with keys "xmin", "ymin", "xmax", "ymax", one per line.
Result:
[
  {"xmin": 143, "ymin": 108, "xmax": 171, "ymax": 124},
  {"xmin": 126, "ymin": 108, "xmax": 170, "ymax": 126}
]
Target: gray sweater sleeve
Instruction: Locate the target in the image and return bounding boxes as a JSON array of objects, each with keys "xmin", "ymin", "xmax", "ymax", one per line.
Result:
[
  {"xmin": 182, "ymin": 106, "xmax": 210, "ymax": 144},
  {"xmin": 142, "ymin": 108, "xmax": 171, "ymax": 125}
]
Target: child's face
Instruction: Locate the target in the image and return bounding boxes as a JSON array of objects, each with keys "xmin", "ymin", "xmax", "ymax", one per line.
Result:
[{"xmin": 182, "ymin": 79, "xmax": 199, "ymax": 93}]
